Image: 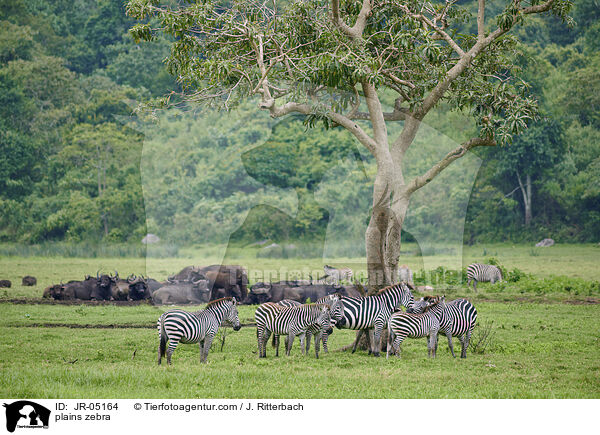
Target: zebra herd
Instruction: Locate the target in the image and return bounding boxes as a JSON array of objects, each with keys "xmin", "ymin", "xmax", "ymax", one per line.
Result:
[{"xmin": 156, "ymin": 284, "xmax": 481, "ymax": 365}]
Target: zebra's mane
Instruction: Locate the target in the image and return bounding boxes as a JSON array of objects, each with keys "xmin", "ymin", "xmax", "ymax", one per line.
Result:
[
  {"xmin": 205, "ymin": 297, "xmax": 234, "ymax": 308},
  {"xmin": 375, "ymin": 282, "xmax": 406, "ymax": 296}
]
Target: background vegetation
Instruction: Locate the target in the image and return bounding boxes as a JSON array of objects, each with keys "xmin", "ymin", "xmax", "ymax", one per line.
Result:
[{"xmin": 0, "ymin": 0, "xmax": 599, "ymax": 248}]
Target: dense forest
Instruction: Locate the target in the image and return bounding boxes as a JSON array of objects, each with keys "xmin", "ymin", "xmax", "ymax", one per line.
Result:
[{"xmin": 0, "ymin": 0, "xmax": 598, "ymax": 249}]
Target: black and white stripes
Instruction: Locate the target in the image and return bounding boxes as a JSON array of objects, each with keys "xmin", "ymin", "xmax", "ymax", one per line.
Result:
[
  {"xmin": 255, "ymin": 302, "xmax": 333, "ymax": 358},
  {"xmin": 339, "ymin": 282, "xmax": 414, "ymax": 357},
  {"xmin": 157, "ymin": 297, "xmax": 241, "ymax": 365},
  {"xmin": 466, "ymin": 263, "xmax": 502, "ymax": 291},
  {"xmin": 408, "ymin": 297, "xmax": 478, "ymax": 358},
  {"xmin": 386, "ymin": 296, "xmax": 448, "ymax": 358}
]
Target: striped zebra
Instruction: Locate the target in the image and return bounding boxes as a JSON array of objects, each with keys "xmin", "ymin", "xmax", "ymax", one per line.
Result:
[
  {"xmin": 338, "ymin": 282, "xmax": 414, "ymax": 357},
  {"xmin": 317, "ymin": 265, "xmax": 353, "ymax": 285},
  {"xmin": 386, "ymin": 296, "xmax": 449, "ymax": 359},
  {"xmin": 303, "ymin": 293, "xmax": 345, "ymax": 354},
  {"xmin": 407, "ymin": 296, "xmax": 478, "ymax": 358},
  {"xmin": 255, "ymin": 303, "xmax": 333, "ymax": 358},
  {"xmin": 466, "ymin": 263, "xmax": 503, "ymax": 291},
  {"xmin": 272, "ymin": 299, "xmax": 302, "ymax": 357},
  {"xmin": 157, "ymin": 297, "xmax": 241, "ymax": 365}
]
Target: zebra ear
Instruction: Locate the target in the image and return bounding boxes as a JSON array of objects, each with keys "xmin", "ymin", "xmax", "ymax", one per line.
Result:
[{"xmin": 232, "ymin": 297, "xmax": 237, "ymax": 305}]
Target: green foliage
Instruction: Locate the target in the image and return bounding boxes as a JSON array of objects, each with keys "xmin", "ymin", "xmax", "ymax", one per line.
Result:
[{"xmin": 0, "ymin": 0, "xmax": 597, "ymax": 246}]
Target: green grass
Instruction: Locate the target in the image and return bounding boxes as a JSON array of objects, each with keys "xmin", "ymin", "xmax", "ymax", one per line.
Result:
[
  {"xmin": 0, "ymin": 244, "xmax": 599, "ymax": 398},
  {"xmin": 0, "ymin": 302, "xmax": 598, "ymax": 398}
]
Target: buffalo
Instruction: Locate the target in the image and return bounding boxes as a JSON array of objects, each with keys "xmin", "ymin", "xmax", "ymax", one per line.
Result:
[
  {"xmin": 42, "ymin": 284, "xmax": 64, "ymax": 299},
  {"xmin": 111, "ymin": 275, "xmax": 151, "ymax": 301},
  {"xmin": 0, "ymin": 280, "xmax": 11, "ymax": 288},
  {"xmin": 152, "ymin": 280, "xmax": 210, "ymax": 305},
  {"xmin": 167, "ymin": 264, "xmax": 248, "ymax": 302},
  {"xmin": 22, "ymin": 276, "xmax": 37, "ymax": 286},
  {"xmin": 247, "ymin": 281, "xmax": 363, "ymax": 304}
]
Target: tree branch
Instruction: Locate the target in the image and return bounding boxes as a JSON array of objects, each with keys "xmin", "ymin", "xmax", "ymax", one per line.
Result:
[
  {"xmin": 477, "ymin": 0, "xmax": 486, "ymax": 42},
  {"xmin": 330, "ymin": 0, "xmax": 372, "ymax": 40},
  {"xmin": 406, "ymin": 137, "xmax": 496, "ymax": 194},
  {"xmin": 398, "ymin": 4, "xmax": 465, "ymax": 58},
  {"xmin": 259, "ymin": 99, "xmax": 378, "ymax": 155}
]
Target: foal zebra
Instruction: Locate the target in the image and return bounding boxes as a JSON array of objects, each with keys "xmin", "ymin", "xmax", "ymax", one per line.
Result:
[
  {"xmin": 255, "ymin": 303, "xmax": 333, "ymax": 358},
  {"xmin": 272, "ymin": 299, "xmax": 301, "ymax": 356},
  {"xmin": 273, "ymin": 296, "xmax": 344, "ymax": 355},
  {"xmin": 466, "ymin": 263, "xmax": 502, "ymax": 291},
  {"xmin": 408, "ymin": 296, "xmax": 477, "ymax": 358},
  {"xmin": 386, "ymin": 296, "xmax": 448, "ymax": 359},
  {"xmin": 157, "ymin": 297, "xmax": 241, "ymax": 365},
  {"xmin": 338, "ymin": 282, "xmax": 414, "ymax": 357}
]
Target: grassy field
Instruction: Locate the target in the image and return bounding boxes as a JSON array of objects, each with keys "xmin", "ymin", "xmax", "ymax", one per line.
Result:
[
  {"xmin": 0, "ymin": 243, "xmax": 599, "ymax": 399},
  {"xmin": 0, "ymin": 302, "xmax": 598, "ymax": 398}
]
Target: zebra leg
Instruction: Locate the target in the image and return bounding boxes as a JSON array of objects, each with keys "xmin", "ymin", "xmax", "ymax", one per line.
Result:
[
  {"xmin": 351, "ymin": 329, "xmax": 364, "ymax": 353},
  {"xmin": 300, "ymin": 332, "xmax": 307, "ymax": 356},
  {"xmin": 458, "ymin": 334, "xmax": 467, "ymax": 358},
  {"xmin": 462, "ymin": 329, "xmax": 474, "ymax": 358},
  {"xmin": 391, "ymin": 336, "xmax": 403, "ymax": 358},
  {"xmin": 166, "ymin": 340, "xmax": 179, "ymax": 365},
  {"xmin": 303, "ymin": 331, "xmax": 311, "ymax": 355},
  {"xmin": 368, "ymin": 329, "xmax": 376, "ymax": 355},
  {"xmin": 274, "ymin": 335, "xmax": 280, "ymax": 357},
  {"xmin": 314, "ymin": 332, "xmax": 321, "ymax": 359},
  {"xmin": 473, "ymin": 280, "xmax": 478, "ymax": 292},
  {"xmin": 372, "ymin": 326, "xmax": 382, "ymax": 357},
  {"xmin": 263, "ymin": 330, "xmax": 271, "ymax": 358},
  {"xmin": 446, "ymin": 331, "xmax": 456, "ymax": 358},
  {"xmin": 286, "ymin": 332, "xmax": 295, "ymax": 356},
  {"xmin": 201, "ymin": 334, "xmax": 215, "ymax": 363},
  {"xmin": 322, "ymin": 332, "xmax": 329, "ymax": 353}
]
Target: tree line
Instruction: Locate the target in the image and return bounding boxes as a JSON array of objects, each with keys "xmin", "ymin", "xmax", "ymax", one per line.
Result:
[{"xmin": 0, "ymin": 0, "xmax": 598, "ymax": 247}]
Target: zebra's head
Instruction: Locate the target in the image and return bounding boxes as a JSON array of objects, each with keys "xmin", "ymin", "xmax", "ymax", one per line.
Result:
[
  {"xmin": 317, "ymin": 305, "xmax": 334, "ymax": 335},
  {"xmin": 383, "ymin": 282, "xmax": 414, "ymax": 311},
  {"xmin": 330, "ymin": 296, "xmax": 346, "ymax": 328},
  {"xmin": 423, "ymin": 295, "xmax": 446, "ymax": 313},
  {"xmin": 406, "ymin": 297, "xmax": 428, "ymax": 314},
  {"xmin": 224, "ymin": 297, "xmax": 242, "ymax": 331}
]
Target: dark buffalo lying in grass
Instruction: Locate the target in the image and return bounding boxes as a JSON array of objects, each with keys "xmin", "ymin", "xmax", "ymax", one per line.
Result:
[
  {"xmin": 43, "ymin": 284, "xmax": 64, "ymax": 299},
  {"xmin": 0, "ymin": 280, "xmax": 11, "ymax": 288},
  {"xmin": 111, "ymin": 275, "xmax": 151, "ymax": 301},
  {"xmin": 247, "ymin": 281, "xmax": 362, "ymax": 304},
  {"xmin": 22, "ymin": 276, "xmax": 37, "ymax": 286},
  {"xmin": 152, "ymin": 280, "xmax": 210, "ymax": 305},
  {"xmin": 168, "ymin": 264, "xmax": 248, "ymax": 302}
]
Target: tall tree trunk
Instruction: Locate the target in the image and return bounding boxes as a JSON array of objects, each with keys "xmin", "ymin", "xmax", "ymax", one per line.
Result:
[{"xmin": 516, "ymin": 171, "xmax": 532, "ymax": 226}]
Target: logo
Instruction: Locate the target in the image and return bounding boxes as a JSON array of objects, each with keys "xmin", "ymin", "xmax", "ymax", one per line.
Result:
[{"xmin": 3, "ymin": 401, "xmax": 50, "ymax": 432}]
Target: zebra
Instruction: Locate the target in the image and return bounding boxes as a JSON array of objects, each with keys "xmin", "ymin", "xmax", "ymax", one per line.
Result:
[
  {"xmin": 255, "ymin": 303, "xmax": 333, "ymax": 358},
  {"xmin": 157, "ymin": 297, "xmax": 241, "ymax": 365},
  {"xmin": 303, "ymin": 293, "xmax": 345, "ymax": 354},
  {"xmin": 386, "ymin": 295, "xmax": 449, "ymax": 359},
  {"xmin": 466, "ymin": 263, "xmax": 503, "ymax": 291},
  {"xmin": 338, "ymin": 282, "xmax": 414, "ymax": 357},
  {"xmin": 271, "ymin": 299, "xmax": 302, "ymax": 357},
  {"xmin": 317, "ymin": 265, "xmax": 353, "ymax": 285},
  {"xmin": 407, "ymin": 296, "xmax": 478, "ymax": 358}
]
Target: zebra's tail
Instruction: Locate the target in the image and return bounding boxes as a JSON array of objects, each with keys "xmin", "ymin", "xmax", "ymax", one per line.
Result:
[{"xmin": 159, "ymin": 315, "xmax": 167, "ymax": 358}]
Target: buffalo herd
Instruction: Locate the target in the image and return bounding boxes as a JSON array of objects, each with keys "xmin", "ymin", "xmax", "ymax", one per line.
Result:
[{"xmin": 39, "ymin": 264, "xmax": 361, "ymax": 305}]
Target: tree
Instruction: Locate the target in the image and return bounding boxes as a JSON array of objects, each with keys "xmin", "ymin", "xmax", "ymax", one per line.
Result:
[
  {"xmin": 128, "ymin": 0, "xmax": 572, "ymax": 288},
  {"xmin": 495, "ymin": 116, "xmax": 564, "ymax": 226}
]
